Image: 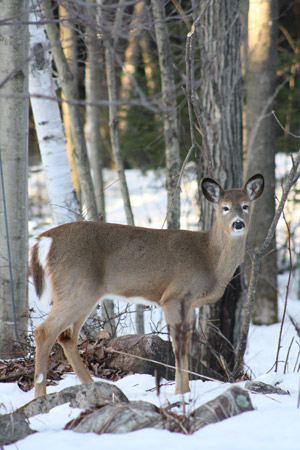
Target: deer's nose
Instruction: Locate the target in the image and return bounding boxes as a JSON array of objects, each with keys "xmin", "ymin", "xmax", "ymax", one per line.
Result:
[{"xmin": 232, "ymin": 220, "xmax": 245, "ymax": 230}]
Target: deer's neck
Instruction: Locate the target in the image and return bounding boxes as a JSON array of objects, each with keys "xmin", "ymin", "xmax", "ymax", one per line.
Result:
[{"xmin": 208, "ymin": 221, "xmax": 246, "ymax": 278}]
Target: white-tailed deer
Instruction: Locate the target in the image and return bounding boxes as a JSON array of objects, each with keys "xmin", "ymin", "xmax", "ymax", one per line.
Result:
[{"xmin": 30, "ymin": 174, "xmax": 264, "ymax": 398}]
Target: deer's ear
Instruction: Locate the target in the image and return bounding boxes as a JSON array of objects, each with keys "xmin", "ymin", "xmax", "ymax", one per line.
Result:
[
  {"xmin": 244, "ymin": 174, "xmax": 264, "ymax": 201},
  {"xmin": 202, "ymin": 178, "xmax": 224, "ymax": 203}
]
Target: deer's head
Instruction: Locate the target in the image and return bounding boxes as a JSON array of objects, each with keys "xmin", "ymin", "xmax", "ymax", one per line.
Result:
[{"xmin": 201, "ymin": 174, "xmax": 264, "ymax": 238}]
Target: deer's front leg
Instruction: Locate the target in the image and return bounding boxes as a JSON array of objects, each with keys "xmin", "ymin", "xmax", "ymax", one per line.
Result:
[{"xmin": 163, "ymin": 298, "xmax": 191, "ymax": 394}]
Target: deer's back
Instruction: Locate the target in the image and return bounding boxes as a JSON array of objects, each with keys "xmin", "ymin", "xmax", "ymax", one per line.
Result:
[{"xmin": 40, "ymin": 221, "xmax": 215, "ymax": 304}]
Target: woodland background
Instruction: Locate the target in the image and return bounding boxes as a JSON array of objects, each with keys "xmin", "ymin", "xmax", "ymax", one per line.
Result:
[{"xmin": 0, "ymin": 0, "xmax": 300, "ymax": 385}]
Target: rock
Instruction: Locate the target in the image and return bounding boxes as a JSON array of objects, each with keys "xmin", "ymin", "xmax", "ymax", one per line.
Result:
[
  {"xmin": 245, "ymin": 380, "xmax": 290, "ymax": 395},
  {"xmin": 18, "ymin": 381, "xmax": 128, "ymax": 418},
  {"xmin": 191, "ymin": 385, "xmax": 254, "ymax": 432},
  {"xmin": 103, "ymin": 334, "xmax": 175, "ymax": 381},
  {"xmin": 69, "ymin": 381, "xmax": 129, "ymax": 410},
  {"xmin": 0, "ymin": 412, "xmax": 35, "ymax": 446},
  {"xmin": 65, "ymin": 401, "xmax": 165, "ymax": 434}
]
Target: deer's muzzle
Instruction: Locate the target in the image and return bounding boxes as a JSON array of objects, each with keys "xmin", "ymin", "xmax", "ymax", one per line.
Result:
[
  {"xmin": 231, "ymin": 219, "xmax": 246, "ymax": 236},
  {"xmin": 233, "ymin": 220, "xmax": 245, "ymax": 230}
]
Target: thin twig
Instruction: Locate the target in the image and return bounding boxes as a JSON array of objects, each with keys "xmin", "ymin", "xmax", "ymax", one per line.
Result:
[
  {"xmin": 274, "ymin": 208, "xmax": 293, "ymax": 372},
  {"xmin": 284, "ymin": 337, "xmax": 294, "ymax": 374},
  {"xmin": 105, "ymin": 347, "xmax": 218, "ymax": 383},
  {"xmin": 272, "ymin": 110, "xmax": 300, "ymax": 139},
  {"xmin": 233, "ymin": 149, "xmax": 300, "ymax": 378},
  {"xmin": 293, "ymin": 346, "xmax": 300, "ymax": 373}
]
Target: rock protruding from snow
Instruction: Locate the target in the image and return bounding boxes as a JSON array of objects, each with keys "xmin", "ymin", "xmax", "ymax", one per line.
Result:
[{"xmin": 18, "ymin": 381, "xmax": 128, "ymax": 418}]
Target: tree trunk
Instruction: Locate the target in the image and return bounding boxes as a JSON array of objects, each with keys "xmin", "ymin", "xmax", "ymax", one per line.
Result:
[
  {"xmin": 40, "ymin": 1, "xmax": 98, "ymax": 221},
  {"xmin": 29, "ymin": 6, "xmax": 80, "ymax": 225},
  {"xmin": 194, "ymin": 1, "xmax": 244, "ymax": 374},
  {"xmin": 119, "ymin": 0, "xmax": 145, "ymax": 131},
  {"xmin": 104, "ymin": 44, "xmax": 135, "ymax": 226},
  {"xmin": 245, "ymin": 0, "xmax": 278, "ymax": 325},
  {"xmin": 59, "ymin": 3, "xmax": 81, "ymax": 200},
  {"xmin": 100, "ymin": 0, "xmax": 140, "ymax": 332},
  {"xmin": 0, "ymin": 0, "xmax": 29, "ymax": 357},
  {"xmin": 152, "ymin": 0, "xmax": 181, "ymax": 230},
  {"xmin": 105, "ymin": 42, "xmax": 143, "ymax": 332},
  {"xmin": 85, "ymin": 0, "xmax": 106, "ymax": 218},
  {"xmin": 139, "ymin": 32, "xmax": 156, "ymax": 95},
  {"xmin": 85, "ymin": 0, "xmax": 115, "ymax": 336}
]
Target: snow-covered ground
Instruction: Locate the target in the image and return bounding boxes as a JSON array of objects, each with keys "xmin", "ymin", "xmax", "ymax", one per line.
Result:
[{"xmin": 1, "ymin": 155, "xmax": 300, "ymax": 449}]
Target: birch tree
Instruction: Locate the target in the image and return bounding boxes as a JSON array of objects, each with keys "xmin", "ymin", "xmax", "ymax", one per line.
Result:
[
  {"xmin": 0, "ymin": 0, "xmax": 29, "ymax": 357},
  {"xmin": 152, "ymin": 0, "xmax": 181, "ymax": 230},
  {"xmin": 245, "ymin": 0, "xmax": 278, "ymax": 324},
  {"xmin": 29, "ymin": 6, "xmax": 80, "ymax": 225},
  {"xmin": 39, "ymin": 1, "xmax": 98, "ymax": 221}
]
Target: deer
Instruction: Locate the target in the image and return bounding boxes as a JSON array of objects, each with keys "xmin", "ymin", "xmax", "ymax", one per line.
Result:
[{"xmin": 30, "ymin": 174, "xmax": 264, "ymax": 398}]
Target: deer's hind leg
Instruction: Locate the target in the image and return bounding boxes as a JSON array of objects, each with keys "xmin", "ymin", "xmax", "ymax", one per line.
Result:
[
  {"xmin": 34, "ymin": 309, "xmax": 73, "ymax": 398},
  {"xmin": 34, "ymin": 300, "xmax": 96, "ymax": 399},
  {"xmin": 57, "ymin": 313, "xmax": 93, "ymax": 386}
]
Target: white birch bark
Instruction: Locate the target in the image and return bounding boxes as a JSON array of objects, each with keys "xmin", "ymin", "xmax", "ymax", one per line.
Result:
[
  {"xmin": 39, "ymin": 1, "xmax": 98, "ymax": 221},
  {"xmin": 0, "ymin": 0, "xmax": 29, "ymax": 356},
  {"xmin": 29, "ymin": 7, "xmax": 80, "ymax": 225}
]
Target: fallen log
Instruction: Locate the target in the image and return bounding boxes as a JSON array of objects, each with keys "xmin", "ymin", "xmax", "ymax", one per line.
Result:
[
  {"xmin": 2, "ymin": 382, "xmax": 254, "ymax": 445},
  {"xmin": 65, "ymin": 385, "xmax": 254, "ymax": 434}
]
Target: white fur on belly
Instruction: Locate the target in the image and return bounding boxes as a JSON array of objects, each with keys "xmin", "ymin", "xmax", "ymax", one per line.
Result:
[{"xmin": 100, "ymin": 294, "xmax": 156, "ymax": 307}]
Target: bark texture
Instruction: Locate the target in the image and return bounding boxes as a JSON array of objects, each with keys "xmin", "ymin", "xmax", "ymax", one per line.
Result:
[
  {"xmin": 59, "ymin": 3, "xmax": 81, "ymax": 199},
  {"xmin": 246, "ymin": 0, "xmax": 278, "ymax": 324},
  {"xmin": 0, "ymin": 0, "xmax": 29, "ymax": 357},
  {"xmin": 104, "ymin": 45, "xmax": 135, "ymax": 226},
  {"xmin": 152, "ymin": 0, "xmax": 181, "ymax": 230},
  {"xmin": 194, "ymin": 1, "xmax": 244, "ymax": 374},
  {"xmin": 65, "ymin": 385, "xmax": 253, "ymax": 434},
  {"xmin": 3, "ymin": 382, "xmax": 253, "ymax": 444},
  {"xmin": 85, "ymin": 0, "xmax": 106, "ymax": 217}
]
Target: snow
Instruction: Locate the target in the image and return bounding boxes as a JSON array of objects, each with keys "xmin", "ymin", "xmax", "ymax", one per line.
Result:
[{"xmin": 2, "ymin": 155, "xmax": 300, "ymax": 449}]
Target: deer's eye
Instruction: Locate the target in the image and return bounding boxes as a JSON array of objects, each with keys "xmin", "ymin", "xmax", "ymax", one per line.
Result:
[
  {"xmin": 223, "ymin": 206, "xmax": 230, "ymax": 213},
  {"xmin": 242, "ymin": 204, "xmax": 249, "ymax": 211}
]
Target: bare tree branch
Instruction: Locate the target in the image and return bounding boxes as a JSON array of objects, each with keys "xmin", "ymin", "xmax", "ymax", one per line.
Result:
[{"xmin": 233, "ymin": 149, "xmax": 300, "ymax": 378}]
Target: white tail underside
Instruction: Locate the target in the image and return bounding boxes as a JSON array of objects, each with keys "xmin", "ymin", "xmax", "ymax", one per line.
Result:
[{"xmin": 37, "ymin": 237, "xmax": 53, "ymax": 308}]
